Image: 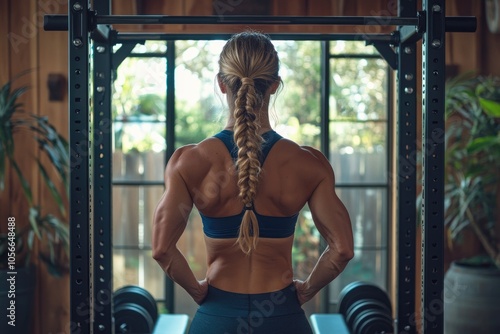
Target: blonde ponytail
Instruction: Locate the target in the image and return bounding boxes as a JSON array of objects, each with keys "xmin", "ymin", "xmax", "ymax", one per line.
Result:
[
  {"xmin": 234, "ymin": 77, "xmax": 263, "ymax": 254},
  {"xmin": 217, "ymin": 32, "xmax": 281, "ymax": 254}
]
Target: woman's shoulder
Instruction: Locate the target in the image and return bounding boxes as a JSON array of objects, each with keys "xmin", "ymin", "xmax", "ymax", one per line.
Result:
[
  {"xmin": 169, "ymin": 137, "xmax": 228, "ymax": 167},
  {"xmin": 273, "ymin": 138, "xmax": 329, "ymax": 165}
]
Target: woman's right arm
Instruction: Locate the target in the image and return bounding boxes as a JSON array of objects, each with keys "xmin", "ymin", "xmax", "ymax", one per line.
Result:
[
  {"xmin": 152, "ymin": 147, "xmax": 208, "ymax": 304},
  {"xmin": 295, "ymin": 148, "xmax": 354, "ymax": 305}
]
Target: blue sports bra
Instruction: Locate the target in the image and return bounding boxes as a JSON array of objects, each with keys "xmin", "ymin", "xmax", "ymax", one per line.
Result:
[{"xmin": 200, "ymin": 130, "xmax": 299, "ymax": 239}]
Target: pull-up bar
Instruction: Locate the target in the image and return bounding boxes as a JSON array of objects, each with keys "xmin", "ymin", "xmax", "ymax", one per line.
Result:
[
  {"xmin": 44, "ymin": 14, "xmax": 477, "ymax": 33},
  {"xmin": 113, "ymin": 32, "xmax": 396, "ymax": 43}
]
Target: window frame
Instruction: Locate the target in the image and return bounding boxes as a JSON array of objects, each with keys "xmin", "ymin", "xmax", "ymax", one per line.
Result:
[{"xmin": 110, "ymin": 36, "xmax": 394, "ymax": 314}]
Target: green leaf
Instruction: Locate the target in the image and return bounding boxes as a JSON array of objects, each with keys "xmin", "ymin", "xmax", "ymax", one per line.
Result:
[
  {"xmin": 32, "ymin": 115, "xmax": 69, "ymax": 190},
  {"xmin": 11, "ymin": 159, "xmax": 33, "ymax": 205},
  {"xmin": 0, "ymin": 144, "xmax": 5, "ymax": 191},
  {"xmin": 29, "ymin": 207, "xmax": 42, "ymax": 239},
  {"xmin": 468, "ymin": 136, "xmax": 500, "ymax": 153},
  {"xmin": 27, "ymin": 230, "xmax": 34, "ymax": 251},
  {"xmin": 36, "ymin": 159, "xmax": 66, "ymax": 216},
  {"xmin": 478, "ymin": 97, "xmax": 500, "ymax": 117},
  {"xmin": 39, "ymin": 253, "xmax": 64, "ymax": 277}
]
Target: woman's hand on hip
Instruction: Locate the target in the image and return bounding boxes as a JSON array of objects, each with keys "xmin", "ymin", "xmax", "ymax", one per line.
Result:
[{"xmin": 193, "ymin": 279, "xmax": 209, "ymax": 305}]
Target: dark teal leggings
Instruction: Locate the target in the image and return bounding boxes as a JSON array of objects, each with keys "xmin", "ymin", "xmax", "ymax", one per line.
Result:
[{"xmin": 188, "ymin": 284, "xmax": 313, "ymax": 334}]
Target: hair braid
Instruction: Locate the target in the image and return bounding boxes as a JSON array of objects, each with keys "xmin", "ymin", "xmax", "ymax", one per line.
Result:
[
  {"xmin": 233, "ymin": 81, "xmax": 263, "ymax": 254},
  {"xmin": 217, "ymin": 31, "xmax": 282, "ymax": 254}
]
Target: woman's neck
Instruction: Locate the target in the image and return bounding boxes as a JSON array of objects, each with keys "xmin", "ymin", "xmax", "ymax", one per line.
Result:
[{"xmin": 224, "ymin": 119, "xmax": 273, "ymax": 134}]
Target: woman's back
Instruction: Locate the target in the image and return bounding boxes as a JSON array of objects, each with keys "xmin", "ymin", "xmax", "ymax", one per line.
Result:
[
  {"xmin": 152, "ymin": 31, "xmax": 353, "ymax": 333},
  {"xmin": 174, "ymin": 130, "xmax": 330, "ymax": 293}
]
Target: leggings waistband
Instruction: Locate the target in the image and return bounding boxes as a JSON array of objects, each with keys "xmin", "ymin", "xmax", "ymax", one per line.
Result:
[{"xmin": 198, "ymin": 284, "xmax": 303, "ymax": 318}]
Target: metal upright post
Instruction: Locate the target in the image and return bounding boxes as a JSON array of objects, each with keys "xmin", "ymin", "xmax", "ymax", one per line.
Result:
[
  {"xmin": 164, "ymin": 40, "xmax": 176, "ymax": 313},
  {"xmin": 421, "ymin": 1, "xmax": 445, "ymax": 333},
  {"xmin": 93, "ymin": 0, "xmax": 114, "ymax": 332},
  {"xmin": 319, "ymin": 40, "xmax": 330, "ymax": 313},
  {"xmin": 396, "ymin": 0, "xmax": 418, "ymax": 332},
  {"xmin": 69, "ymin": 1, "xmax": 91, "ymax": 333}
]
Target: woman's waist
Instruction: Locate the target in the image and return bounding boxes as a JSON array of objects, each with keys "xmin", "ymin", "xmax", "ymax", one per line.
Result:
[
  {"xmin": 206, "ymin": 258, "xmax": 293, "ymax": 293},
  {"xmin": 197, "ymin": 283, "xmax": 303, "ymax": 318}
]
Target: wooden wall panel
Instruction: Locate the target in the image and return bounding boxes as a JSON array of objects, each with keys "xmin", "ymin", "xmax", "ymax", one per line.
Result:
[
  {"xmin": 1, "ymin": 1, "xmax": 498, "ymax": 334},
  {"xmin": 5, "ymin": 1, "xmax": 40, "ymax": 334},
  {"xmin": 5, "ymin": 0, "xmax": 40, "ymax": 222},
  {"xmin": 0, "ymin": 1, "xmax": 10, "ymax": 84},
  {"xmin": 482, "ymin": 5, "xmax": 500, "ymax": 76},
  {"xmin": 0, "ymin": 0, "xmax": 11, "ymax": 232},
  {"xmin": 445, "ymin": 0, "xmax": 482, "ymax": 74},
  {"xmin": 485, "ymin": 30, "xmax": 500, "ymax": 76},
  {"xmin": 0, "ymin": 1, "xmax": 71, "ymax": 333},
  {"xmin": 137, "ymin": 0, "xmax": 185, "ymax": 33},
  {"xmin": 37, "ymin": 1, "xmax": 70, "ymax": 332},
  {"xmin": 111, "ymin": 0, "xmax": 141, "ymax": 32},
  {"xmin": 109, "ymin": 0, "xmax": 401, "ymax": 35}
]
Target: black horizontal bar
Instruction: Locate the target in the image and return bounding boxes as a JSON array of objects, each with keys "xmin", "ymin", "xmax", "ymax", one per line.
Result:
[
  {"xmin": 353, "ymin": 246, "xmax": 388, "ymax": 251},
  {"xmin": 335, "ymin": 183, "xmax": 388, "ymax": 188},
  {"xmin": 329, "ymin": 53, "xmax": 382, "ymax": 59},
  {"xmin": 44, "ymin": 14, "xmax": 476, "ymax": 34},
  {"xmin": 329, "ymin": 119, "xmax": 388, "ymax": 122},
  {"xmin": 98, "ymin": 15, "xmax": 419, "ymax": 26},
  {"xmin": 129, "ymin": 52, "xmax": 167, "ymax": 57},
  {"xmin": 113, "ymin": 245, "xmax": 152, "ymax": 250},
  {"xmin": 114, "ymin": 117, "xmax": 166, "ymax": 122},
  {"xmin": 44, "ymin": 14, "xmax": 67, "ymax": 31},
  {"xmin": 116, "ymin": 32, "xmax": 395, "ymax": 43},
  {"xmin": 112, "ymin": 180, "xmax": 164, "ymax": 186},
  {"xmin": 445, "ymin": 16, "xmax": 477, "ymax": 32}
]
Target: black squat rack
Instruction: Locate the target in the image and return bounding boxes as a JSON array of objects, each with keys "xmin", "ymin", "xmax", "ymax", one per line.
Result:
[{"xmin": 43, "ymin": 0, "xmax": 476, "ymax": 333}]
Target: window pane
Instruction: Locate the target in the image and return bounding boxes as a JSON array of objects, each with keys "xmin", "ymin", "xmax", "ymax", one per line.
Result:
[
  {"xmin": 175, "ymin": 40, "xmax": 226, "ymax": 147},
  {"xmin": 113, "ymin": 137, "xmax": 165, "ymax": 183},
  {"xmin": 112, "ymin": 55, "xmax": 167, "ymax": 182},
  {"xmin": 113, "ymin": 41, "xmax": 167, "ymax": 54},
  {"xmin": 113, "ymin": 249, "xmax": 165, "ymax": 300},
  {"xmin": 336, "ymin": 188, "xmax": 388, "ymax": 248},
  {"xmin": 293, "ymin": 206, "xmax": 322, "ymax": 318},
  {"xmin": 113, "ymin": 57, "xmax": 166, "ymax": 119},
  {"xmin": 132, "ymin": 40, "xmax": 167, "ymax": 54},
  {"xmin": 330, "ymin": 122, "xmax": 387, "ymax": 183},
  {"xmin": 330, "ymin": 41, "xmax": 379, "ymax": 55},
  {"xmin": 328, "ymin": 249, "xmax": 388, "ymax": 304},
  {"xmin": 274, "ymin": 41, "xmax": 321, "ymax": 148},
  {"xmin": 329, "ymin": 58, "xmax": 388, "ymax": 120},
  {"xmin": 174, "ymin": 210, "xmax": 208, "ymax": 317},
  {"xmin": 112, "ymin": 186, "xmax": 164, "ymax": 247}
]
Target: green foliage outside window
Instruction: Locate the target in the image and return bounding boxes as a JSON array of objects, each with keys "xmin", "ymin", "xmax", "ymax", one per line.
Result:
[{"xmin": 111, "ymin": 39, "xmax": 389, "ymax": 312}]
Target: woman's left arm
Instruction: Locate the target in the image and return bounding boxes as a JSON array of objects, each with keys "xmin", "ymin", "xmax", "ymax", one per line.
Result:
[{"xmin": 152, "ymin": 147, "xmax": 208, "ymax": 304}]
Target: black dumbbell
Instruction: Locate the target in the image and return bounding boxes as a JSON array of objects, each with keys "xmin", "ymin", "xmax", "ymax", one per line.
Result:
[
  {"xmin": 337, "ymin": 281, "xmax": 393, "ymax": 334},
  {"xmin": 113, "ymin": 285, "xmax": 158, "ymax": 334}
]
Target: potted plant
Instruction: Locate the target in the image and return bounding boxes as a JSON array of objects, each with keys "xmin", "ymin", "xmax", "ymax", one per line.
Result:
[
  {"xmin": 0, "ymin": 75, "xmax": 70, "ymax": 334},
  {"xmin": 443, "ymin": 74, "xmax": 500, "ymax": 334}
]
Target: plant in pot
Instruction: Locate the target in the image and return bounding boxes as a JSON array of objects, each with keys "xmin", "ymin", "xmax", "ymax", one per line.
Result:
[
  {"xmin": 0, "ymin": 76, "xmax": 70, "ymax": 334},
  {"xmin": 443, "ymin": 74, "xmax": 500, "ymax": 334}
]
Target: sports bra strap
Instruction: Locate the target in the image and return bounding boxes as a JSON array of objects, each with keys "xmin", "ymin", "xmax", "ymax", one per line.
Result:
[{"xmin": 213, "ymin": 129, "xmax": 283, "ymax": 165}]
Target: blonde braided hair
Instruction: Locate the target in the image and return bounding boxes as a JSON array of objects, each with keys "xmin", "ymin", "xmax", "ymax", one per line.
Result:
[{"xmin": 218, "ymin": 32, "xmax": 281, "ymax": 254}]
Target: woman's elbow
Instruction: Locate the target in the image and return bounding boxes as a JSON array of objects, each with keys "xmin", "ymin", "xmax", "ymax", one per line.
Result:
[
  {"xmin": 341, "ymin": 247, "xmax": 355, "ymax": 262},
  {"xmin": 152, "ymin": 248, "xmax": 166, "ymax": 262},
  {"xmin": 152, "ymin": 245, "xmax": 174, "ymax": 263},
  {"xmin": 335, "ymin": 244, "xmax": 354, "ymax": 263}
]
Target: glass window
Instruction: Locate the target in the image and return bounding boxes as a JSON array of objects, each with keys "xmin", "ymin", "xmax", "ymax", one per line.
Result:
[
  {"xmin": 110, "ymin": 37, "xmax": 391, "ymax": 317},
  {"xmin": 111, "ymin": 42, "xmax": 168, "ymax": 307},
  {"xmin": 327, "ymin": 42, "xmax": 390, "ymax": 307},
  {"xmin": 330, "ymin": 121, "xmax": 387, "ymax": 183},
  {"xmin": 173, "ymin": 39, "xmax": 323, "ymax": 317}
]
